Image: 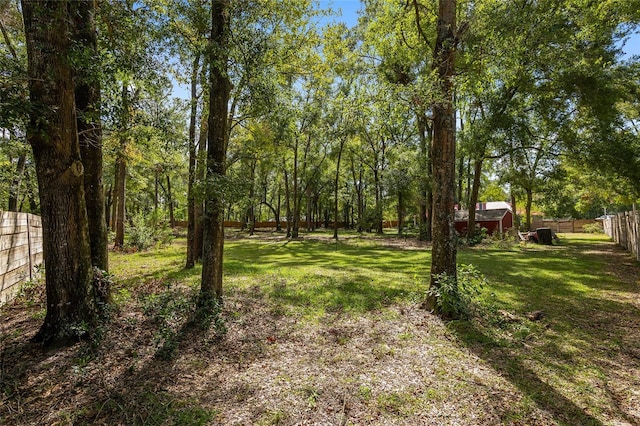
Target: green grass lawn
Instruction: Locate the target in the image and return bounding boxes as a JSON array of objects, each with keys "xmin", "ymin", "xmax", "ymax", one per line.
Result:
[
  {"xmin": 4, "ymin": 231, "xmax": 639, "ymax": 425},
  {"xmin": 110, "ymin": 233, "xmax": 432, "ymax": 318}
]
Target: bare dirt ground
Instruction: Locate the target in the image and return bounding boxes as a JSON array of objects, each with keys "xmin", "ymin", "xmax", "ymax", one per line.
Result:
[{"xmin": 1, "ymin": 236, "xmax": 639, "ymax": 425}]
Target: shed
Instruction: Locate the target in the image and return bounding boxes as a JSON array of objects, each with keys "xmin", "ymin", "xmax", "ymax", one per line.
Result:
[{"xmin": 454, "ymin": 208, "xmax": 513, "ymax": 235}]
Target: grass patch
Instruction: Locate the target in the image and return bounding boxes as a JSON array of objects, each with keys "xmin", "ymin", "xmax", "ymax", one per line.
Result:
[
  {"xmin": 76, "ymin": 391, "xmax": 216, "ymax": 425},
  {"xmin": 110, "ymin": 234, "xmax": 430, "ymax": 321},
  {"xmin": 4, "ymin": 231, "xmax": 639, "ymax": 425}
]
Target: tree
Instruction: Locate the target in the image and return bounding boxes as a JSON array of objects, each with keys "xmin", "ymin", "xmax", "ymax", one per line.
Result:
[
  {"xmin": 185, "ymin": 53, "xmax": 201, "ymax": 267},
  {"xmin": 360, "ymin": 0, "xmax": 436, "ymax": 240},
  {"xmin": 22, "ymin": 0, "xmax": 98, "ymax": 344},
  {"xmin": 200, "ymin": 0, "xmax": 230, "ymax": 301},
  {"xmin": 99, "ymin": 0, "xmax": 170, "ymax": 248},
  {"xmin": 73, "ymin": 0, "xmax": 108, "ymax": 273},
  {"xmin": 427, "ymin": 0, "xmax": 459, "ymax": 311},
  {"xmin": 148, "ymin": 0, "xmax": 210, "ymax": 267}
]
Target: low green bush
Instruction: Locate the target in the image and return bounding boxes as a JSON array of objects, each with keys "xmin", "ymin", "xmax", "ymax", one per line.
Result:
[
  {"xmin": 582, "ymin": 222, "xmax": 604, "ymax": 234},
  {"xmin": 427, "ymin": 264, "xmax": 487, "ymax": 319},
  {"xmin": 126, "ymin": 210, "xmax": 174, "ymax": 251}
]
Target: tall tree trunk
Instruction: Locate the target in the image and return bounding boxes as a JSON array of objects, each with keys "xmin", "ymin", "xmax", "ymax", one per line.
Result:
[
  {"xmin": 73, "ymin": 0, "xmax": 108, "ymax": 273},
  {"xmin": 276, "ymin": 187, "xmax": 282, "ymax": 231},
  {"xmin": 466, "ymin": 157, "xmax": 483, "ymax": 239},
  {"xmin": 248, "ymin": 157, "xmax": 257, "ymax": 235},
  {"xmin": 291, "ymin": 138, "xmax": 300, "ymax": 238},
  {"xmin": 186, "ymin": 54, "xmax": 201, "ymax": 268},
  {"xmin": 397, "ymin": 191, "xmax": 404, "ymax": 235},
  {"xmin": 22, "ymin": 0, "xmax": 97, "ymax": 344},
  {"xmin": 154, "ymin": 169, "xmax": 159, "ymax": 210},
  {"xmin": 428, "ymin": 0, "xmax": 458, "ymax": 312},
  {"xmin": 201, "ymin": 0, "xmax": 230, "ymax": 301},
  {"xmin": 525, "ymin": 187, "xmax": 533, "ymax": 231},
  {"xmin": 194, "ymin": 113, "xmax": 208, "ymax": 262},
  {"xmin": 306, "ymin": 189, "xmax": 312, "ymax": 232},
  {"xmin": 284, "ymin": 169, "xmax": 292, "ymax": 237},
  {"xmin": 374, "ymin": 169, "xmax": 383, "ymax": 234},
  {"xmin": 350, "ymin": 154, "xmax": 364, "ymax": 233},
  {"xmin": 457, "ymin": 154, "xmax": 465, "ymax": 207},
  {"xmin": 456, "ymin": 107, "xmax": 465, "ymax": 206},
  {"xmin": 105, "ymin": 184, "xmax": 112, "ymax": 229},
  {"xmin": 166, "ymin": 174, "xmax": 175, "ymax": 227},
  {"xmin": 333, "ymin": 138, "xmax": 345, "ymax": 239},
  {"xmin": 110, "ymin": 164, "xmax": 118, "ymax": 231},
  {"xmin": 510, "ymin": 191, "xmax": 519, "ymax": 231}
]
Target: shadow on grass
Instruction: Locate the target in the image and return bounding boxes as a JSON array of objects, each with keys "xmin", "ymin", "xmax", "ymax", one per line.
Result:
[
  {"xmin": 226, "ymin": 238, "xmax": 428, "ymax": 276},
  {"xmin": 76, "ymin": 292, "xmax": 233, "ymax": 425},
  {"xmin": 449, "ymin": 320, "xmax": 605, "ymax": 426},
  {"xmin": 265, "ymin": 273, "xmax": 409, "ymax": 314},
  {"xmin": 454, "ymin": 237, "xmax": 640, "ymax": 425}
]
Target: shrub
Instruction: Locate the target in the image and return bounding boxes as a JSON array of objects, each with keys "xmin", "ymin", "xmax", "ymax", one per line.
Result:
[
  {"xmin": 457, "ymin": 225, "xmax": 488, "ymax": 246},
  {"xmin": 427, "ymin": 264, "xmax": 487, "ymax": 319},
  {"xmin": 582, "ymin": 222, "xmax": 604, "ymax": 234},
  {"xmin": 126, "ymin": 211, "xmax": 174, "ymax": 251},
  {"xmin": 487, "ymin": 229, "xmax": 519, "ymax": 249}
]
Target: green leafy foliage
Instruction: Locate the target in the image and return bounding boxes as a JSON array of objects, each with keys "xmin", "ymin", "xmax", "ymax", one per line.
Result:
[
  {"xmin": 458, "ymin": 226, "xmax": 488, "ymax": 246},
  {"xmin": 140, "ymin": 281, "xmax": 226, "ymax": 360},
  {"xmin": 427, "ymin": 264, "xmax": 487, "ymax": 319},
  {"xmin": 125, "ymin": 210, "xmax": 173, "ymax": 251},
  {"xmin": 582, "ymin": 222, "xmax": 604, "ymax": 234}
]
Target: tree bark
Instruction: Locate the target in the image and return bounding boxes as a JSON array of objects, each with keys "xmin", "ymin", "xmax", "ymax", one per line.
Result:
[
  {"xmin": 276, "ymin": 188, "xmax": 282, "ymax": 231},
  {"xmin": 333, "ymin": 138, "xmax": 345, "ymax": 239},
  {"xmin": 306, "ymin": 188, "xmax": 312, "ymax": 232},
  {"xmin": 397, "ymin": 191, "xmax": 404, "ymax": 235},
  {"xmin": 105, "ymin": 184, "xmax": 112, "ymax": 228},
  {"xmin": 291, "ymin": 138, "xmax": 300, "ymax": 238},
  {"xmin": 374, "ymin": 168, "xmax": 383, "ymax": 234},
  {"xmin": 350, "ymin": 154, "xmax": 364, "ymax": 233},
  {"xmin": 510, "ymin": 191, "xmax": 519, "ymax": 230},
  {"xmin": 248, "ymin": 157, "xmax": 257, "ymax": 235},
  {"xmin": 201, "ymin": 0, "xmax": 230, "ymax": 301},
  {"xmin": 428, "ymin": 0, "xmax": 458, "ymax": 311},
  {"xmin": 284, "ymin": 168, "xmax": 292, "ymax": 237},
  {"xmin": 22, "ymin": 0, "xmax": 97, "ymax": 344},
  {"xmin": 525, "ymin": 187, "xmax": 533, "ymax": 231},
  {"xmin": 194, "ymin": 113, "xmax": 208, "ymax": 262},
  {"xmin": 110, "ymin": 166, "xmax": 117, "ymax": 230},
  {"xmin": 73, "ymin": 0, "xmax": 108, "ymax": 273},
  {"xmin": 166, "ymin": 174, "xmax": 175, "ymax": 227},
  {"xmin": 457, "ymin": 154, "xmax": 465, "ymax": 207}
]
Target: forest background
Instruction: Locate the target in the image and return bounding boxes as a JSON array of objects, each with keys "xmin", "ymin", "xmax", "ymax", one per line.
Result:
[{"xmin": 4, "ymin": 0, "xmax": 640, "ymax": 234}]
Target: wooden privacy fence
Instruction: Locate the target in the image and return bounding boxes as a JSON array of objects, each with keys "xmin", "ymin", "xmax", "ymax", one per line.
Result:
[
  {"xmin": 0, "ymin": 211, "xmax": 43, "ymax": 305},
  {"xmin": 604, "ymin": 211, "xmax": 640, "ymax": 261},
  {"xmin": 531, "ymin": 218, "xmax": 598, "ymax": 233}
]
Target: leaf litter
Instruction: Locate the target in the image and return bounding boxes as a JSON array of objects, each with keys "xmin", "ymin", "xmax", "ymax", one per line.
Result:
[{"xmin": 1, "ymin": 235, "xmax": 639, "ymax": 425}]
